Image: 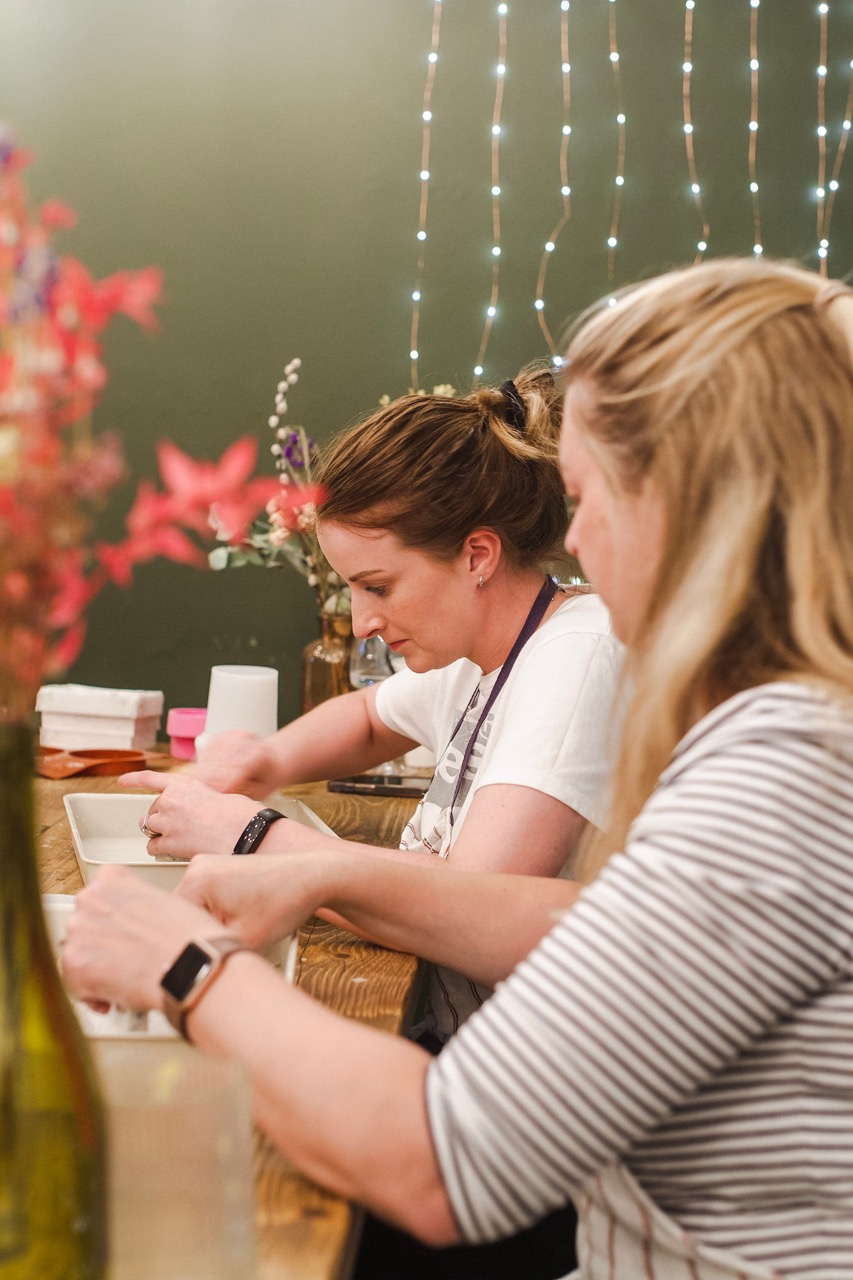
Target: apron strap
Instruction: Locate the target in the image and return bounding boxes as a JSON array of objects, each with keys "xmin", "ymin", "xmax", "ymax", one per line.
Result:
[{"xmin": 448, "ymin": 575, "xmax": 559, "ymax": 828}]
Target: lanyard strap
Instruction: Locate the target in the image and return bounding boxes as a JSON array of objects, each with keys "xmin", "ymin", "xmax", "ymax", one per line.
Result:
[{"xmin": 447, "ymin": 575, "xmax": 559, "ymax": 827}]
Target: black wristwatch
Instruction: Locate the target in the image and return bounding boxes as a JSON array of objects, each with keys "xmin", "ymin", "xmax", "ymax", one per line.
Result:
[
  {"xmin": 232, "ymin": 807, "xmax": 286, "ymax": 856},
  {"xmin": 160, "ymin": 935, "xmax": 250, "ymax": 1040}
]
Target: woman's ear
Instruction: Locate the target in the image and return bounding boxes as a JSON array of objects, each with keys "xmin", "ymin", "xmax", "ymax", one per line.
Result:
[{"xmin": 462, "ymin": 528, "xmax": 503, "ymax": 586}]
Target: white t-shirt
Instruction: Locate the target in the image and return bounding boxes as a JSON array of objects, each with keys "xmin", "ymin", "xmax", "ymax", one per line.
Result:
[{"xmin": 375, "ymin": 591, "xmax": 622, "ymax": 1038}]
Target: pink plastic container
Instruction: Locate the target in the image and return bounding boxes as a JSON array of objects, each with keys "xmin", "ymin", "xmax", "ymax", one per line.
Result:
[{"xmin": 166, "ymin": 707, "xmax": 207, "ymax": 761}]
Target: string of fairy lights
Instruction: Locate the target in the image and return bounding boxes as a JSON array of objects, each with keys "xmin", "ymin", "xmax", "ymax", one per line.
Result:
[
  {"xmin": 406, "ymin": 0, "xmax": 853, "ymax": 384},
  {"xmin": 605, "ymin": 0, "xmax": 626, "ymax": 283},
  {"xmin": 815, "ymin": 2, "xmax": 853, "ymax": 273},
  {"xmin": 534, "ymin": 0, "xmax": 572, "ymax": 362},
  {"xmin": 471, "ymin": 1, "xmax": 509, "ymax": 383},
  {"xmin": 681, "ymin": 0, "xmax": 710, "ymax": 260}
]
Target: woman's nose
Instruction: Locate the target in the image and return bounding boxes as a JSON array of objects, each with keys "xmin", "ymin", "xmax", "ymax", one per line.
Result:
[{"xmin": 350, "ymin": 597, "xmax": 383, "ymax": 640}]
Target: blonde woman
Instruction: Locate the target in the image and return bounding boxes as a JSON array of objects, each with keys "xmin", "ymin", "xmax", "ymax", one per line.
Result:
[{"xmin": 66, "ymin": 259, "xmax": 853, "ymax": 1280}]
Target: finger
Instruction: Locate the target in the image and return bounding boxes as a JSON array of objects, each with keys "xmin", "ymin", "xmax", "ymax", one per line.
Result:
[{"xmin": 119, "ymin": 769, "xmax": 169, "ymax": 791}]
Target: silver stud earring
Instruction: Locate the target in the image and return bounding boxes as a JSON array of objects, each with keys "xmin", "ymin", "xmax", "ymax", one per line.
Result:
[{"xmin": 478, "ymin": 575, "xmax": 484, "ymax": 589}]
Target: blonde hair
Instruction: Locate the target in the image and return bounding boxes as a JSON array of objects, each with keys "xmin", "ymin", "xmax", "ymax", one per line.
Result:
[
  {"xmin": 564, "ymin": 258, "xmax": 853, "ymax": 875},
  {"xmin": 316, "ymin": 364, "xmax": 569, "ymax": 571}
]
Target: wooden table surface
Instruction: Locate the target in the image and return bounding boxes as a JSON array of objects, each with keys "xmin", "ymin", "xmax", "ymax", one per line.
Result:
[{"xmin": 35, "ymin": 765, "xmax": 421, "ymax": 1280}]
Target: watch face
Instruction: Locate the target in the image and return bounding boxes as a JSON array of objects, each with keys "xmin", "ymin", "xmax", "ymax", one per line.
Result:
[{"xmin": 162, "ymin": 941, "xmax": 212, "ymax": 1001}]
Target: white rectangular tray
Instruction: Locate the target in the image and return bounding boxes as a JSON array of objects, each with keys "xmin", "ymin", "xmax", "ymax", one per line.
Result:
[
  {"xmin": 63, "ymin": 790, "xmax": 336, "ymax": 890},
  {"xmin": 43, "ymin": 892, "xmax": 297, "ymax": 1040}
]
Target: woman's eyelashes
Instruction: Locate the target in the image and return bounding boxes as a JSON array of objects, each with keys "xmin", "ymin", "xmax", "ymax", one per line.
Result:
[{"xmin": 362, "ymin": 583, "xmax": 388, "ymax": 598}]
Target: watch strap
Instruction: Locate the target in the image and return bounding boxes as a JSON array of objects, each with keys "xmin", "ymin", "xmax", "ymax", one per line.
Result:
[
  {"xmin": 161, "ymin": 934, "xmax": 251, "ymax": 1041},
  {"xmin": 232, "ymin": 807, "xmax": 286, "ymax": 856}
]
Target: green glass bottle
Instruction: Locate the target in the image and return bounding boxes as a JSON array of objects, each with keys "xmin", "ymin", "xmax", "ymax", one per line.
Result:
[{"xmin": 0, "ymin": 723, "xmax": 107, "ymax": 1279}]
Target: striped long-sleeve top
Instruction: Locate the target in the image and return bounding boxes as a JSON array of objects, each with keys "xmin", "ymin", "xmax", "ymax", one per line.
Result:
[{"xmin": 427, "ymin": 682, "xmax": 853, "ymax": 1279}]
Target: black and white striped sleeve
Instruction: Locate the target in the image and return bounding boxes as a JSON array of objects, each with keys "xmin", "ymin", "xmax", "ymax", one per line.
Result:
[{"xmin": 426, "ymin": 691, "xmax": 853, "ymax": 1243}]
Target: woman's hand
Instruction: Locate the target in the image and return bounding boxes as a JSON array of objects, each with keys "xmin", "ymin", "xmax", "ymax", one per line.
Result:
[
  {"xmin": 62, "ymin": 865, "xmax": 225, "ymax": 1013},
  {"xmin": 176, "ymin": 852, "xmax": 327, "ymax": 950},
  {"xmin": 193, "ymin": 730, "xmax": 282, "ymax": 798},
  {"xmin": 119, "ymin": 770, "xmax": 259, "ymax": 860}
]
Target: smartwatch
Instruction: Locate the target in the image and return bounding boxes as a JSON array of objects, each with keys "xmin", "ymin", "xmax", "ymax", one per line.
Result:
[
  {"xmin": 160, "ymin": 935, "xmax": 250, "ymax": 1040},
  {"xmin": 232, "ymin": 807, "xmax": 286, "ymax": 856}
]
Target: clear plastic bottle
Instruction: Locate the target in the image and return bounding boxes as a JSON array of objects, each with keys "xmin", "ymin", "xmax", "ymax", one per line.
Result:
[{"xmin": 0, "ymin": 723, "xmax": 108, "ymax": 1279}]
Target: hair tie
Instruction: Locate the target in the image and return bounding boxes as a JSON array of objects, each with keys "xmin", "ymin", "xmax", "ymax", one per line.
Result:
[{"xmin": 498, "ymin": 380, "xmax": 527, "ymax": 436}]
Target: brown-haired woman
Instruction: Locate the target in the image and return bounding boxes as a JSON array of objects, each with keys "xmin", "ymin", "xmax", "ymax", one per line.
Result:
[{"xmin": 122, "ymin": 364, "xmax": 621, "ymax": 1045}]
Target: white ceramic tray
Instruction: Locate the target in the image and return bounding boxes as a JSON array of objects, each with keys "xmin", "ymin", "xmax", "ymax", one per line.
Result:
[
  {"xmin": 43, "ymin": 893, "xmax": 177, "ymax": 1038},
  {"xmin": 63, "ymin": 790, "xmax": 336, "ymax": 890},
  {"xmin": 42, "ymin": 892, "xmax": 298, "ymax": 1039}
]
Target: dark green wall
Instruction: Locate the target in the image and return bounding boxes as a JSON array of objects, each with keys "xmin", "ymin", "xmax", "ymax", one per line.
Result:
[{"xmin": 2, "ymin": 0, "xmax": 851, "ymax": 729}]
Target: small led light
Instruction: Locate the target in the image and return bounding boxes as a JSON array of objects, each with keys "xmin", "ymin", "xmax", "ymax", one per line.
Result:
[
  {"xmin": 552, "ymin": 355, "xmax": 565, "ymax": 367},
  {"xmin": 818, "ymin": 2, "xmax": 829, "ymax": 11},
  {"xmin": 496, "ymin": 63, "xmax": 506, "ymax": 75},
  {"xmin": 818, "ymin": 246, "xmax": 828, "ymax": 259},
  {"xmin": 615, "ymin": 175, "xmax": 625, "ymax": 186},
  {"xmin": 817, "ymin": 186, "xmax": 826, "ymax": 198},
  {"xmin": 684, "ymin": 123, "xmax": 694, "ymax": 134},
  {"xmin": 750, "ymin": 0, "xmax": 760, "ymax": 8},
  {"xmin": 607, "ymin": 296, "xmax": 617, "ymax": 307},
  {"xmin": 750, "ymin": 181, "xmax": 759, "ymax": 193},
  {"xmin": 561, "ymin": 0, "xmax": 570, "ymax": 10},
  {"xmin": 562, "ymin": 124, "xmax": 572, "ymax": 136},
  {"xmin": 491, "ymin": 245, "xmax": 501, "ymax": 256},
  {"xmin": 428, "ymin": 52, "xmax": 437, "ymax": 63},
  {"xmin": 683, "ymin": 61, "xmax": 692, "ymax": 73},
  {"xmin": 750, "ymin": 58, "xmax": 759, "ymax": 71},
  {"xmin": 616, "ymin": 113, "xmax": 626, "ymax": 124},
  {"xmin": 829, "ymin": 180, "xmax": 839, "ymax": 191},
  {"xmin": 561, "ymin": 185, "xmax": 571, "ymax": 196},
  {"xmin": 607, "ymin": 235, "xmax": 618, "ymax": 247},
  {"xmin": 686, "ymin": 0, "xmax": 695, "ymax": 9},
  {"xmin": 749, "ymin": 120, "xmax": 758, "ymax": 132},
  {"xmin": 754, "ymin": 243, "xmax": 763, "ymax": 254},
  {"xmin": 420, "ymin": 169, "xmax": 430, "ymax": 180},
  {"xmin": 491, "ymin": 185, "xmax": 501, "ymax": 196},
  {"xmin": 562, "ymin": 62, "xmax": 571, "ymax": 74},
  {"xmin": 423, "ymin": 110, "xmax": 432, "ymax": 122},
  {"xmin": 817, "ymin": 125, "xmax": 827, "ymax": 137},
  {"xmin": 417, "ymin": 230, "xmax": 427, "ymax": 241},
  {"xmin": 498, "ymin": 2, "xmax": 508, "ymax": 13},
  {"xmin": 545, "ymin": 241, "xmax": 555, "ymax": 252},
  {"xmin": 492, "ymin": 124, "xmax": 501, "ymax": 136},
  {"xmin": 820, "ymin": 238, "xmax": 829, "ymax": 247},
  {"xmin": 845, "ymin": 121, "xmax": 852, "ymax": 131},
  {"xmin": 534, "ymin": 299, "xmax": 545, "ymax": 310},
  {"xmin": 487, "ymin": 305, "xmax": 496, "ymax": 317},
  {"xmin": 412, "ymin": 290, "xmax": 421, "ymax": 301},
  {"xmin": 818, "ymin": 64, "xmax": 827, "ymax": 76},
  {"xmin": 698, "ymin": 239, "xmax": 707, "ymax": 251},
  {"xmin": 474, "ymin": 365, "xmax": 484, "ymax": 376},
  {"xmin": 610, "ymin": 51, "xmax": 619, "ymax": 63},
  {"xmin": 691, "ymin": 182, "xmax": 700, "ymax": 194},
  {"xmin": 410, "ymin": 349, "xmax": 419, "ymax": 360}
]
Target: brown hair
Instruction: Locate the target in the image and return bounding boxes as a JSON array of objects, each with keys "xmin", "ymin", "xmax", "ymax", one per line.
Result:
[
  {"xmin": 564, "ymin": 258, "xmax": 853, "ymax": 875},
  {"xmin": 315, "ymin": 364, "xmax": 569, "ymax": 571}
]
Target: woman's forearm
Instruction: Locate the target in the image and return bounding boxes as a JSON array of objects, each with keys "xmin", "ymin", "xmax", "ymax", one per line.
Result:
[
  {"xmin": 185, "ymin": 953, "xmax": 459, "ymax": 1244},
  {"xmin": 320, "ymin": 854, "xmax": 578, "ymax": 985},
  {"xmin": 263, "ymin": 688, "xmax": 417, "ymax": 784}
]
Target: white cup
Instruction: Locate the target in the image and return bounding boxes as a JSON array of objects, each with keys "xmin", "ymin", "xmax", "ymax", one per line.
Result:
[{"xmin": 196, "ymin": 665, "xmax": 279, "ymax": 756}]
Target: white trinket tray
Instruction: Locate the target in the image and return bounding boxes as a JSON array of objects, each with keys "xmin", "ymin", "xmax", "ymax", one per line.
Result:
[
  {"xmin": 63, "ymin": 790, "xmax": 336, "ymax": 891},
  {"xmin": 43, "ymin": 887, "xmax": 299, "ymax": 1040}
]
